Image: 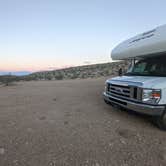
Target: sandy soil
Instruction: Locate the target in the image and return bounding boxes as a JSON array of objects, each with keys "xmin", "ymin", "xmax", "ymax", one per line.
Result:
[{"xmin": 0, "ymin": 78, "xmax": 165, "ymax": 166}]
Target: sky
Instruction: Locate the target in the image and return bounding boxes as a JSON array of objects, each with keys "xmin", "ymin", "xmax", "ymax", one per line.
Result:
[{"xmin": 1, "ymin": 0, "xmax": 166, "ymax": 72}]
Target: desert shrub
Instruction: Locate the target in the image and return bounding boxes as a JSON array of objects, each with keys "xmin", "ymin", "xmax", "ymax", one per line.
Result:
[
  {"xmin": 0, "ymin": 75, "xmax": 20, "ymax": 86},
  {"xmin": 55, "ymin": 72, "xmax": 64, "ymax": 80},
  {"xmin": 46, "ymin": 74, "xmax": 52, "ymax": 80}
]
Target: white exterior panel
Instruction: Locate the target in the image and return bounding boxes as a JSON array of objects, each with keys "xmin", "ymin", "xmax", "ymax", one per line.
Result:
[{"xmin": 111, "ymin": 25, "xmax": 166, "ymax": 60}]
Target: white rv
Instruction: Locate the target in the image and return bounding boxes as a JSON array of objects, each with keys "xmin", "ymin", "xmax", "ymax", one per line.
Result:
[{"xmin": 103, "ymin": 25, "xmax": 166, "ymax": 130}]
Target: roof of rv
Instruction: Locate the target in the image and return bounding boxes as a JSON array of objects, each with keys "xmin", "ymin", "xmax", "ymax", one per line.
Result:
[{"xmin": 111, "ymin": 24, "xmax": 166, "ymax": 60}]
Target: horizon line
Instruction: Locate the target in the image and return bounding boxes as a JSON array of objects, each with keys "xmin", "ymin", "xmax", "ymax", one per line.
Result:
[{"xmin": 0, "ymin": 61, "xmax": 113, "ymax": 73}]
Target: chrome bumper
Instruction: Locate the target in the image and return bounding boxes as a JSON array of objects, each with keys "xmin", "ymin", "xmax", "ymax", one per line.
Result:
[{"xmin": 103, "ymin": 92, "xmax": 165, "ymax": 116}]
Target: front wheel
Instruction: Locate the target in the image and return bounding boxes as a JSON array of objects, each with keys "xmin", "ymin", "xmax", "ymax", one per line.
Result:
[
  {"xmin": 104, "ymin": 99, "xmax": 116, "ymax": 107},
  {"xmin": 104, "ymin": 99, "xmax": 111, "ymax": 105},
  {"xmin": 155, "ymin": 111, "xmax": 166, "ymax": 130}
]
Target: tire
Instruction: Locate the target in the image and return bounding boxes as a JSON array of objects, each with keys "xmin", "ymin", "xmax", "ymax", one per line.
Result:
[
  {"xmin": 104, "ymin": 99, "xmax": 111, "ymax": 105},
  {"xmin": 104, "ymin": 99, "xmax": 116, "ymax": 107},
  {"xmin": 155, "ymin": 111, "xmax": 166, "ymax": 130}
]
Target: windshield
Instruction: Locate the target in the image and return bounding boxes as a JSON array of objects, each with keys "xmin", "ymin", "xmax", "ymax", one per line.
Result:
[{"xmin": 126, "ymin": 56, "xmax": 166, "ymax": 77}]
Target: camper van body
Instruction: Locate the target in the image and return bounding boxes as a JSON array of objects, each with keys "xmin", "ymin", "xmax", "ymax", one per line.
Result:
[{"xmin": 103, "ymin": 25, "xmax": 166, "ymax": 129}]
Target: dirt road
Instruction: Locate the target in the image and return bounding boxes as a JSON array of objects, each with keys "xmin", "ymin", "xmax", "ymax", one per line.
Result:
[{"xmin": 0, "ymin": 78, "xmax": 165, "ymax": 166}]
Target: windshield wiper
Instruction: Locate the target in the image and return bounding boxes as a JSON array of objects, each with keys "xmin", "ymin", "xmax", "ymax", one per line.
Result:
[
  {"xmin": 125, "ymin": 72, "xmax": 151, "ymax": 76},
  {"xmin": 125, "ymin": 72, "xmax": 142, "ymax": 76},
  {"xmin": 125, "ymin": 72, "xmax": 166, "ymax": 77}
]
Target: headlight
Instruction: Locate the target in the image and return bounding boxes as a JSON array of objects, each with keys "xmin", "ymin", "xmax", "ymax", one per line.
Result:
[{"xmin": 142, "ymin": 89, "xmax": 161, "ymax": 104}]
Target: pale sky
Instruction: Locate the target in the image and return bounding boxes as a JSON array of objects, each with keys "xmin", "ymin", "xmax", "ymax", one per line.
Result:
[{"xmin": 1, "ymin": 0, "xmax": 166, "ymax": 72}]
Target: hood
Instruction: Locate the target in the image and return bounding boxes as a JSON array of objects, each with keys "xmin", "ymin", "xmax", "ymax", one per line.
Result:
[{"xmin": 108, "ymin": 76, "xmax": 166, "ymax": 89}]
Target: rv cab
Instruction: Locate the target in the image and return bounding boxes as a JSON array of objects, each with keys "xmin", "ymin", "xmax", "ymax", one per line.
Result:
[{"xmin": 103, "ymin": 25, "xmax": 166, "ymax": 130}]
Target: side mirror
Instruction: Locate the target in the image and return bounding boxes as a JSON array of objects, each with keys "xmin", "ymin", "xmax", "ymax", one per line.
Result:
[{"xmin": 118, "ymin": 68, "xmax": 123, "ymax": 76}]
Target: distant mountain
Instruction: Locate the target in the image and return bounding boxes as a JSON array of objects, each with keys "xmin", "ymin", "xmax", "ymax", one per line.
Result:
[
  {"xmin": 0, "ymin": 61, "xmax": 129, "ymax": 83},
  {"xmin": 0, "ymin": 71, "xmax": 31, "ymax": 76},
  {"xmin": 25, "ymin": 61, "xmax": 129, "ymax": 81}
]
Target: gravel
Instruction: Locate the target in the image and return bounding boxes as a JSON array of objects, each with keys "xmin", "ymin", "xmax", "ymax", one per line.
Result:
[{"xmin": 0, "ymin": 78, "xmax": 165, "ymax": 166}]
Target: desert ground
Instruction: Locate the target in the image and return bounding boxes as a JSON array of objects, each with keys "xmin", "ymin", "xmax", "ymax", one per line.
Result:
[{"xmin": 0, "ymin": 78, "xmax": 166, "ymax": 166}]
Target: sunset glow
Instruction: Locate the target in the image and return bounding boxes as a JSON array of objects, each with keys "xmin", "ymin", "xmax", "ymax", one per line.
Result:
[{"xmin": 1, "ymin": 0, "xmax": 166, "ymax": 74}]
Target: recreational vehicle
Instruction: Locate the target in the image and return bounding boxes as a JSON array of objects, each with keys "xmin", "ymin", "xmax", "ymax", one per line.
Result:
[{"xmin": 103, "ymin": 25, "xmax": 166, "ymax": 130}]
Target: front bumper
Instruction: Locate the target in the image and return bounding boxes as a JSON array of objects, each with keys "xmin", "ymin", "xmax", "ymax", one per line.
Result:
[{"xmin": 103, "ymin": 92, "xmax": 165, "ymax": 116}]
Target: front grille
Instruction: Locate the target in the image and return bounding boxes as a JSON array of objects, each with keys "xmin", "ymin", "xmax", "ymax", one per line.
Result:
[
  {"xmin": 109, "ymin": 97, "xmax": 127, "ymax": 105},
  {"xmin": 107, "ymin": 83, "xmax": 141, "ymax": 101},
  {"xmin": 108, "ymin": 83, "xmax": 130, "ymax": 98}
]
